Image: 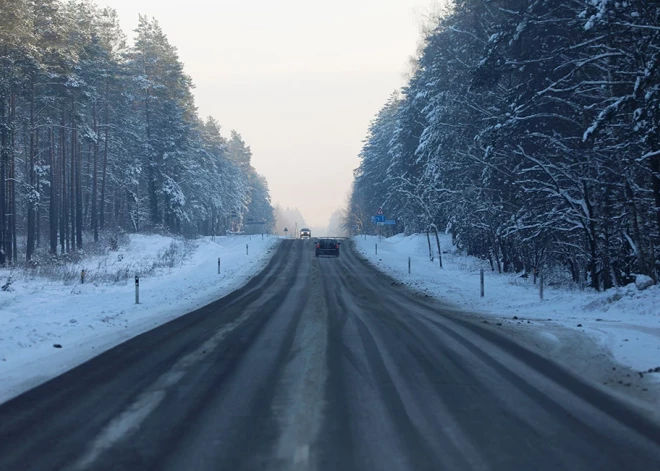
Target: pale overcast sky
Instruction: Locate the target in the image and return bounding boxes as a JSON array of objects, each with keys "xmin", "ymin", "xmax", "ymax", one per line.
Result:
[{"xmin": 93, "ymin": 0, "xmax": 443, "ymax": 227}]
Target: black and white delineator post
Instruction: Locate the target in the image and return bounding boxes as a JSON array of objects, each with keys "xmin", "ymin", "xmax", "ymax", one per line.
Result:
[
  {"xmin": 375, "ymin": 244, "xmax": 378, "ymax": 255},
  {"xmin": 135, "ymin": 275, "xmax": 140, "ymax": 304},
  {"xmin": 480, "ymin": 269, "xmax": 485, "ymax": 298},
  {"xmin": 408, "ymin": 257, "xmax": 411, "ymax": 274},
  {"xmin": 539, "ymin": 272, "xmax": 544, "ymax": 300},
  {"xmin": 246, "ymin": 244, "xmax": 249, "ymax": 255},
  {"xmin": 218, "ymin": 257, "xmax": 221, "ymax": 274}
]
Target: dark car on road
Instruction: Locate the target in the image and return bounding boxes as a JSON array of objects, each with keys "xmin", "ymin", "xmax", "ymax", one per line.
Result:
[{"xmin": 316, "ymin": 238, "xmax": 340, "ymax": 257}]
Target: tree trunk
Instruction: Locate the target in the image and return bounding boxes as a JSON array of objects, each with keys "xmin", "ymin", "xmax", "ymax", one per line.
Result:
[
  {"xmin": 9, "ymin": 92, "xmax": 16, "ymax": 263},
  {"xmin": 499, "ymin": 237, "xmax": 510, "ymax": 273},
  {"xmin": 26, "ymin": 81, "xmax": 36, "ymax": 261},
  {"xmin": 211, "ymin": 203, "xmax": 216, "ymax": 238},
  {"xmin": 583, "ymin": 181, "xmax": 601, "ymax": 291},
  {"xmin": 145, "ymin": 87, "xmax": 159, "ymax": 226},
  {"xmin": 76, "ymin": 140, "xmax": 83, "ymax": 249},
  {"xmin": 114, "ymin": 185, "xmax": 120, "ymax": 227},
  {"xmin": 70, "ymin": 95, "xmax": 77, "ymax": 250},
  {"xmin": 0, "ymin": 98, "xmax": 7, "ymax": 265},
  {"xmin": 100, "ymin": 76, "xmax": 110, "ymax": 231},
  {"xmin": 493, "ymin": 238, "xmax": 502, "ymax": 273},
  {"xmin": 91, "ymin": 102, "xmax": 99, "ymax": 242},
  {"xmin": 83, "ymin": 143, "xmax": 90, "ymax": 225},
  {"xmin": 35, "ymin": 131, "xmax": 41, "ymax": 250},
  {"xmin": 49, "ymin": 126, "xmax": 58, "ymax": 255},
  {"xmin": 60, "ymin": 111, "xmax": 67, "ymax": 254},
  {"xmin": 651, "ymin": 154, "xmax": 660, "ymax": 274},
  {"xmin": 426, "ymin": 229, "xmax": 433, "ymax": 261},
  {"xmin": 432, "ymin": 225, "xmax": 443, "ymax": 268}
]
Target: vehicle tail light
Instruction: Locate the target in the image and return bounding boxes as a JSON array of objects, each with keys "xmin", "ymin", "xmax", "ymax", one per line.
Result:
[
  {"xmin": 336, "ymin": 244, "xmax": 339, "ymax": 249},
  {"xmin": 316, "ymin": 243, "xmax": 320, "ymax": 249}
]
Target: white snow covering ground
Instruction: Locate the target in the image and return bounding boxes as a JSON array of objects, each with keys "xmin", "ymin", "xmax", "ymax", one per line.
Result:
[
  {"xmin": 0, "ymin": 234, "xmax": 280, "ymax": 405},
  {"xmin": 354, "ymin": 233, "xmax": 660, "ymax": 401}
]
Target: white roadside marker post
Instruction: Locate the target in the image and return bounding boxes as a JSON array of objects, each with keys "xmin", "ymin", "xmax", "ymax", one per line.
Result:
[
  {"xmin": 540, "ymin": 272, "xmax": 544, "ymax": 300},
  {"xmin": 408, "ymin": 257, "xmax": 411, "ymax": 274},
  {"xmin": 480, "ymin": 269, "xmax": 485, "ymax": 298},
  {"xmin": 375, "ymin": 244, "xmax": 378, "ymax": 255},
  {"xmin": 218, "ymin": 257, "xmax": 221, "ymax": 274},
  {"xmin": 246, "ymin": 244, "xmax": 249, "ymax": 255},
  {"xmin": 135, "ymin": 275, "xmax": 140, "ymax": 304}
]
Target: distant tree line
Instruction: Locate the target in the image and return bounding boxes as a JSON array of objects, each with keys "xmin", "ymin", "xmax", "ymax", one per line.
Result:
[
  {"xmin": 0, "ymin": 0, "xmax": 274, "ymax": 265},
  {"xmin": 348, "ymin": 0, "xmax": 660, "ymax": 290},
  {"xmin": 273, "ymin": 206, "xmax": 307, "ymax": 236}
]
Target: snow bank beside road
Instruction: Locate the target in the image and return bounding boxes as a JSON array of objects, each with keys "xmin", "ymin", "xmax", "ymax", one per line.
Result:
[
  {"xmin": 354, "ymin": 234, "xmax": 660, "ymax": 402},
  {"xmin": 0, "ymin": 234, "xmax": 280, "ymax": 404}
]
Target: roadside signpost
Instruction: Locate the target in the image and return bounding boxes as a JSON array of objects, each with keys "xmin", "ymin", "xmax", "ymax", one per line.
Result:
[
  {"xmin": 371, "ymin": 207, "xmax": 388, "ymax": 225},
  {"xmin": 372, "ymin": 210, "xmax": 391, "ymax": 241},
  {"xmin": 244, "ymin": 220, "xmax": 265, "ymax": 237}
]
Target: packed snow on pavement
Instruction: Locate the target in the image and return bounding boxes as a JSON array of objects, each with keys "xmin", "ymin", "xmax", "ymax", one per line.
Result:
[
  {"xmin": 353, "ymin": 233, "xmax": 660, "ymax": 407},
  {"xmin": 0, "ymin": 234, "xmax": 280, "ymax": 404}
]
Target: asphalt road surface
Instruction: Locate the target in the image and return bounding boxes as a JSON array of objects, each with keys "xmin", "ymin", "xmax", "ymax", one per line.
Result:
[{"xmin": 1, "ymin": 240, "xmax": 659, "ymax": 471}]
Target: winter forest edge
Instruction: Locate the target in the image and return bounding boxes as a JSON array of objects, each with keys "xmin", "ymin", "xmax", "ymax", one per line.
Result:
[
  {"xmin": 347, "ymin": 0, "xmax": 660, "ymax": 291},
  {"xmin": 0, "ymin": 0, "xmax": 276, "ymax": 267}
]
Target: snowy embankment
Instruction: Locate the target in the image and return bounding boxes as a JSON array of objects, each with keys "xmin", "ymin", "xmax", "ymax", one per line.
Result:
[
  {"xmin": 0, "ymin": 234, "xmax": 280, "ymax": 404},
  {"xmin": 354, "ymin": 234, "xmax": 660, "ymax": 404}
]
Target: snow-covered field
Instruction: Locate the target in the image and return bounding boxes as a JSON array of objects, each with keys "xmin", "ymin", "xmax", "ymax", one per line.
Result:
[
  {"xmin": 0, "ymin": 234, "xmax": 280, "ymax": 404},
  {"xmin": 354, "ymin": 233, "xmax": 660, "ymax": 404}
]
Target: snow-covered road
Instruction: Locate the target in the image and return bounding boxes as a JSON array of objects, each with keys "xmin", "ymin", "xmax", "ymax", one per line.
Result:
[
  {"xmin": 0, "ymin": 234, "xmax": 280, "ymax": 404},
  {"xmin": 1, "ymin": 239, "xmax": 659, "ymax": 471}
]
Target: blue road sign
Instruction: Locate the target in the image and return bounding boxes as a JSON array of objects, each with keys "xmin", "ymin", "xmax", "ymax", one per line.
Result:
[
  {"xmin": 373, "ymin": 215, "xmax": 385, "ymax": 223},
  {"xmin": 384, "ymin": 220, "xmax": 396, "ymax": 225}
]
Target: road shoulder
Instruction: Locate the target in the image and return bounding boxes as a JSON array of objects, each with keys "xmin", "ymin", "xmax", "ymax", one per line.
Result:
[
  {"xmin": 0, "ymin": 235, "xmax": 282, "ymax": 405},
  {"xmin": 350, "ymin": 236, "xmax": 660, "ymax": 414}
]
